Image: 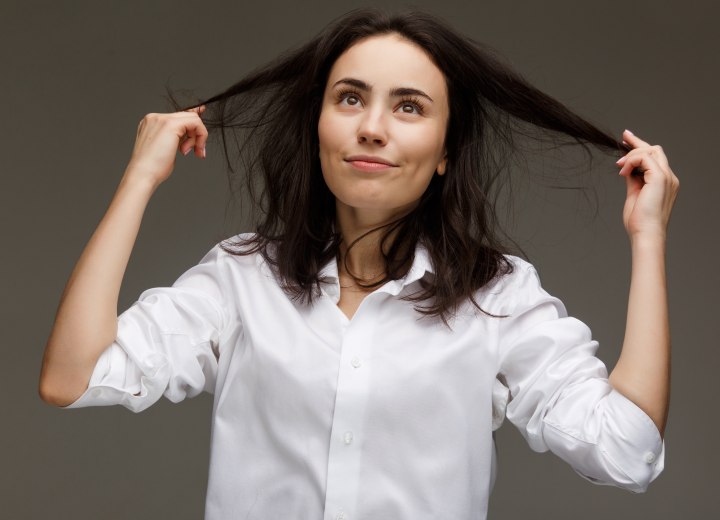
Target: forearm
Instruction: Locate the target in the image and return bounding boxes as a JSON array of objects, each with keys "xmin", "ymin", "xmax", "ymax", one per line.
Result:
[
  {"xmin": 608, "ymin": 234, "xmax": 670, "ymax": 439},
  {"xmin": 39, "ymin": 171, "xmax": 157, "ymax": 406}
]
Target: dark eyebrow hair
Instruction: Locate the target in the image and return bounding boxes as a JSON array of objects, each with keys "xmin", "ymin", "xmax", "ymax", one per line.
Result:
[{"xmin": 331, "ymin": 77, "xmax": 434, "ymax": 103}]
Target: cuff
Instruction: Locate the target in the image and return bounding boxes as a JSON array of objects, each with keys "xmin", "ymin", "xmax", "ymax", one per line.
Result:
[
  {"xmin": 597, "ymin": 388, "xmax": 665, "ymax": 493},
  {"xmin": 542, "ymin": 384, "xmax": 665, "ymax": 494},
  {"xmin": 59, "ymin": 346, "xmax": 170, "ymax": 413}
]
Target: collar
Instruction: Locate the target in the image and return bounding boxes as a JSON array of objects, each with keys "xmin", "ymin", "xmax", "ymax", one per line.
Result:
[{"xmin": 318, "ymin": 241, "xmax": 434, "ymax": 303}]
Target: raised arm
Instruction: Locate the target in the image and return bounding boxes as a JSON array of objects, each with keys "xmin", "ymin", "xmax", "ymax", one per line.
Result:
[
  {"xmin": 39, "ymin": 106, "xmax": 208, "ymax": 407},
  {"xmin": 608, "ymin": 129, "xmax": 680, "ymax": 439}
]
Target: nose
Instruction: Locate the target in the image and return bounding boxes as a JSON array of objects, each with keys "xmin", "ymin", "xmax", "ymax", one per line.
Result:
[{"xmin": 357, "ymin": 106, "xmax": 387, "ymax": 145}]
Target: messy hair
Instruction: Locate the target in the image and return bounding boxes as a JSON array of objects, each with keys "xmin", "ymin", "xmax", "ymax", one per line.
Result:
[{"xmin": 169, "ymin": 7, "xmax": 628, "ymax": 327}]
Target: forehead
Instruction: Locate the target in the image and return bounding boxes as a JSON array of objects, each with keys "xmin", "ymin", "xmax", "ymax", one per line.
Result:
[{"xmin": 326, "ymin": 33, "xmax": 446, "ymax": 99}]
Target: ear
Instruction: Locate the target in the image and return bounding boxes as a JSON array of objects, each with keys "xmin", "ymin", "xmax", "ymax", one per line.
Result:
[{"xmin": 437, "ymin": 152, "xmax": 448, "ymax": 176}]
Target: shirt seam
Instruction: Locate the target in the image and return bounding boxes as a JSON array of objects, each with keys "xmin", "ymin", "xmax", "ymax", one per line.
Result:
[{"xmin": 495, "ymin": 262, "xmax": 534, "ymax": 370}]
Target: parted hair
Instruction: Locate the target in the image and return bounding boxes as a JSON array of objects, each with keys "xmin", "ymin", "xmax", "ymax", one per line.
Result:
[{"xmin": 168, "ymin": 7, "xmax": 628, "ymax": 327}]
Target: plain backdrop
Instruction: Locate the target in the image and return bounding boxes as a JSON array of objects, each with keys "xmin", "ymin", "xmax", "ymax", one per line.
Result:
[{"xmin": 3, "ymin": 0, "xmax": 717, "ymax": 518}]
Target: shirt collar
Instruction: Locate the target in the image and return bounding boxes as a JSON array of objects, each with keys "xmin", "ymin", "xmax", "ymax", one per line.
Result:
[{"xmin": 318, "ymin": 241, "xmax": 434, "ymax": 303}]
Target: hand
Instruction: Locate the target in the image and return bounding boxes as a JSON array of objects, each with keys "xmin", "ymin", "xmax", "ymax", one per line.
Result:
[
  {"xmin": 616, "ymin": 129, "xmax": 679, "ymax": 242},
  {"xmin": 124, "ymin": 105, "xmax": 208, "ymax": 188}
]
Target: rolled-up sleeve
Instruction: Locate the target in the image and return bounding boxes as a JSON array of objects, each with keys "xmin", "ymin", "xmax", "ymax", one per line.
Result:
[
  {"xmin": 60, "ymin": 244, "xmax": 231, "ymax": 413},
  {"xmin": 496, "ymin": 261, "xmax": 665, "ymax": 493}
]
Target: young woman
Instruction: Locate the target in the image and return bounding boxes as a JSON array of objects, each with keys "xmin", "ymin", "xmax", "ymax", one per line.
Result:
[{"xmin": 39, "ymin": 8, "xmax": 678, "ymax": 519}]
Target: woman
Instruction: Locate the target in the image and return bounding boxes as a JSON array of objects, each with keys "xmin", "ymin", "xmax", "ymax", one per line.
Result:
[{"xmin": 39, "ymin": 7, "xmax": 678, "ymax": 519}]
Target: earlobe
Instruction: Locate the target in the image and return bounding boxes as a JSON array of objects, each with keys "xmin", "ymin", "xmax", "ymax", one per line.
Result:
[{"xmin": 437, "ymin": 156, "xmax": 448, "ymax": 176}]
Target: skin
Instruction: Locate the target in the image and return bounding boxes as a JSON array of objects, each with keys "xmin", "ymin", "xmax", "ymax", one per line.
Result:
[
  {"xmin": 608, "ymin": 130, "xmax": 679, "ymax": 439},
  {"xmin": 39, "ymin": 106, "xmax": 210, "ymax": 405},
  {"xmin": 318, "ymin": 33, "xmax": 448, "ymax": 288}
]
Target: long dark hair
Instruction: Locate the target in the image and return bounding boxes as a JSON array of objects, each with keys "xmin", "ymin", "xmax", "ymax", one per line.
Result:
[{"xmin": 168, "ymin": 7, "xmax": 629, "ymax": 327}]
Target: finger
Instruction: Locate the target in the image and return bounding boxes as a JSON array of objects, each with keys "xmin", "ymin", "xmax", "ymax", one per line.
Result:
[
  {"xmin": 183, "ymin": 104, "xmax": 206, "ymax": 114},
  {"xmin": 180, "ymin": 133, "xmax": 196, "ymax": 156},
  {"xmin": 624, "ymin": 163, "xmax": 643, "ymax": 199},
  {"xmin": 620, "ymin": 131, "xmax": 672, "ymax": 171},
  {"xmin": 180, "ymin": 117, "xmax": 209, "ymax": 158},
  {"xmin": 177, "ymin": 121, "xmax": 198, "ymax": 155},
  {"xmin": 618, "ymin": 145, "xmax": 671, "ymax": 177},
  {"xmin": 188, "ymin": 118, "xmax": 208, "ymax": 158},
  {"xmin": 617, "ymin": 153, "xmax": 661, "ymax": 181},
  {"xmin": 616, "ymin": 154, "xmax": 643, "ymax": 178},
  {"xmin": 622, "ymin": 129, "xmax": 651, "ymax": 148}
]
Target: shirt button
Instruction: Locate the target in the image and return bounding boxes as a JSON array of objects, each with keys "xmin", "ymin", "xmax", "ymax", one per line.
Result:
[
  {"xmin": 351, "ymin": 356, "xmax": 362, "ymax": 368},
  {"xmin": 343, "ymin": 431, "xmax": 354, "ymax": 445},
  {"xmin": 643, "ymin": 451, "xmax": 656, "ymax": 464},
  {"xmin": 336, "ymin": 510, "xmax": 347, "ymax": 520}
]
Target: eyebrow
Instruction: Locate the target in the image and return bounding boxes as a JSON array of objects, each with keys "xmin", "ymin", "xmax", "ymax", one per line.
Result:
[{"xmin": 332, "ymin": 77, "xmax": 434, "ymax": 103}]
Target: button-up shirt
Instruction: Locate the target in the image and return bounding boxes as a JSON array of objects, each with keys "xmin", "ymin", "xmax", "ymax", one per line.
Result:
[{"xmin": 62, "ymin": 233, "xmax": 665, "ymax": 519}]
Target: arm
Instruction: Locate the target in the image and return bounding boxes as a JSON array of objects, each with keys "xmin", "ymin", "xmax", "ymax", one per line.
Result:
[
  {"xmin": 496, "ymin": 259, "xmax": 665, "ymax": 492},
  {"xmin": 607, "ymin": 129, "xmax": 680, "ymax": 440},
  {"xmin": 39, "ymin": 107, "xmax": 208, "ymax": 406}
]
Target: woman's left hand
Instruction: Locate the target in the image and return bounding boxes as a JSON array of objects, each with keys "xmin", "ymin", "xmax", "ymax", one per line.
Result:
[{"xmin": 616, "ymin": 129, "xmax": 680, "ymax": 242}]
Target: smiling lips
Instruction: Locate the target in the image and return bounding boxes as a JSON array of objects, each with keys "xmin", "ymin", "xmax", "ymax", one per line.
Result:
[{"xmin": 345, "ymin": 155, "xmax": 397, "ymax": 171}]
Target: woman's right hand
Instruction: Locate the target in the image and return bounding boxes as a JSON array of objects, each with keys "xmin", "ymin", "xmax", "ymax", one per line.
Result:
[{"xmin": 123, "ymin": 105, "xmax": 208, "ymax": 188}]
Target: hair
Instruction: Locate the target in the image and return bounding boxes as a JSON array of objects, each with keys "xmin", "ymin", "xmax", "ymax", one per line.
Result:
[{"xmin": 168, "ymin": 7, "xmax": 630, "ymax": 328}]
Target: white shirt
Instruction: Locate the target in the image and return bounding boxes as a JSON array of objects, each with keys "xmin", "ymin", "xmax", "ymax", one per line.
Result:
[{"xmin": 63, "ymin": 233, "xmax": 665, "ymax": 519}]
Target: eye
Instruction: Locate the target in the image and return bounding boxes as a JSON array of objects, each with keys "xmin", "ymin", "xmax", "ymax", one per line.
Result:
[
  {"xmin": 399, "ymin": 97, "xmax": 425, "ymax": 115},
  {"xmin": 333, "ymin": 88, "xmax": 425, "ymax": 115},
  {"xmin": 335, "ymin": 88, "xmax": 362, "ymax": 107}
]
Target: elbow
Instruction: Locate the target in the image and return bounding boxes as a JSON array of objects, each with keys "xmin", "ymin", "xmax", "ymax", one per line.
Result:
[
  {"xmin": 39, "ymin": 341, "xmax": 99, "ymax": 407},
  {"xmin": 38, "ymin": 368, "xmax": 84, "ymax": 407},
  {"xmin": 38, "ymin": 380, "xmax": 77, "ymax": 407}
]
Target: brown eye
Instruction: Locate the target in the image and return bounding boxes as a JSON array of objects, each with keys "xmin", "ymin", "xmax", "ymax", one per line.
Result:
[
  {"xmin": 398, "ymin": 97, "xmax": 425, "ymax": 115},
  {"xmin": 335, "ymin": 89, "xmax": 362, "ymax": 107}
]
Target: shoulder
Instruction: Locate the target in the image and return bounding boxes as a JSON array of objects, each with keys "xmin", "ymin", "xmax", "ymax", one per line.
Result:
[
  {"xmin": 210, "ymin": 232, "xmax": 281, "ymax": 281},
  {"xmin": 484, "ymin": 254, "xmax": 540, "ymax": 293},
  {"xmin": 171, "ymin": 233, "xmax": 267, "ymax": 289},
  {"xmin": 502, "ymin": 254, "xmax": 536, "ymax": 275},
  {"xmin": 212, "ymin": 232, "xmax": 265, "ymax": 265},
  {"xmin": 472, "ymin": 254, "xmax": 550, "ymax": 316}
]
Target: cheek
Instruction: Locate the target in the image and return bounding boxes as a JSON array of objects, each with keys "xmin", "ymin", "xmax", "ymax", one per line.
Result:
[
  {"xmin": 403, "ymin": 127, "xmax": 445, "ymax": 166},
  {"xmin": 318, "ymin": 111, "xmax": 341, "ymax": 153},
  {"xmin": 317, "ymin": 113, "xmax": 341, "ymax": 191}
]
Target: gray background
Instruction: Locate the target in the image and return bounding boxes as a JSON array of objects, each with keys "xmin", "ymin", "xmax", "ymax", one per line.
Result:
[{"xmin": 3, "ymin": 0, "xmax": 716, "ymax": 518}]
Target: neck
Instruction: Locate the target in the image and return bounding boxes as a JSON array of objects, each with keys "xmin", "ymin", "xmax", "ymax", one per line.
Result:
[{"xmin": 335, "ymin": 201, "xmax": 412, "ymax": 283}]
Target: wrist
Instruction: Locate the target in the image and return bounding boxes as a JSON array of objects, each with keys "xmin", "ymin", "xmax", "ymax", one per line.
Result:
[
  {"xmin": 120, "ymin": 166, "xmax": 161, "ymax": 195},
  {"xmin": 629, "ymin": 231, "xmax": 666, "ymax": 253}
]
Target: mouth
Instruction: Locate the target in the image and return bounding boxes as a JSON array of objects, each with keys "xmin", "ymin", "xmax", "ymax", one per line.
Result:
[
  {"xmin": 345, "ymin": 159, "xmax": 397, "ymax": 172},
  {"xmin": 344, "ymin": 155, "xmax": 398, "ymax": 172}
]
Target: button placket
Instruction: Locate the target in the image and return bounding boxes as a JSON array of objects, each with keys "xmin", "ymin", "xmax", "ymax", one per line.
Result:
[{"xmin": 323, "ymin": 301, "xmax": 376, "ymax": 520}]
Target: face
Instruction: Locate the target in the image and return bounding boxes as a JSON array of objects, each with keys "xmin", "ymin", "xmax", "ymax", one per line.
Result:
[{"xmin": 318, "ymin": 33, "xmax": 449, "ymax": 217}]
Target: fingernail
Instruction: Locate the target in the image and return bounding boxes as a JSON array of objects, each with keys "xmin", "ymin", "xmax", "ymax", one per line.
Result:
[
  {"xmin": 616, "ymin": 156, "xmax": 626, "ymax": 164},
  {"xmin": 202, "ymin": 146, "xmax": 206, "ymax": 158},
  {"xmin": 625, "ymin": 129, "xmax": 634, "ymax": 136},
  {"xmin": 183, "ymin": 147, "xmax": 191, "ymax": 156}
]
